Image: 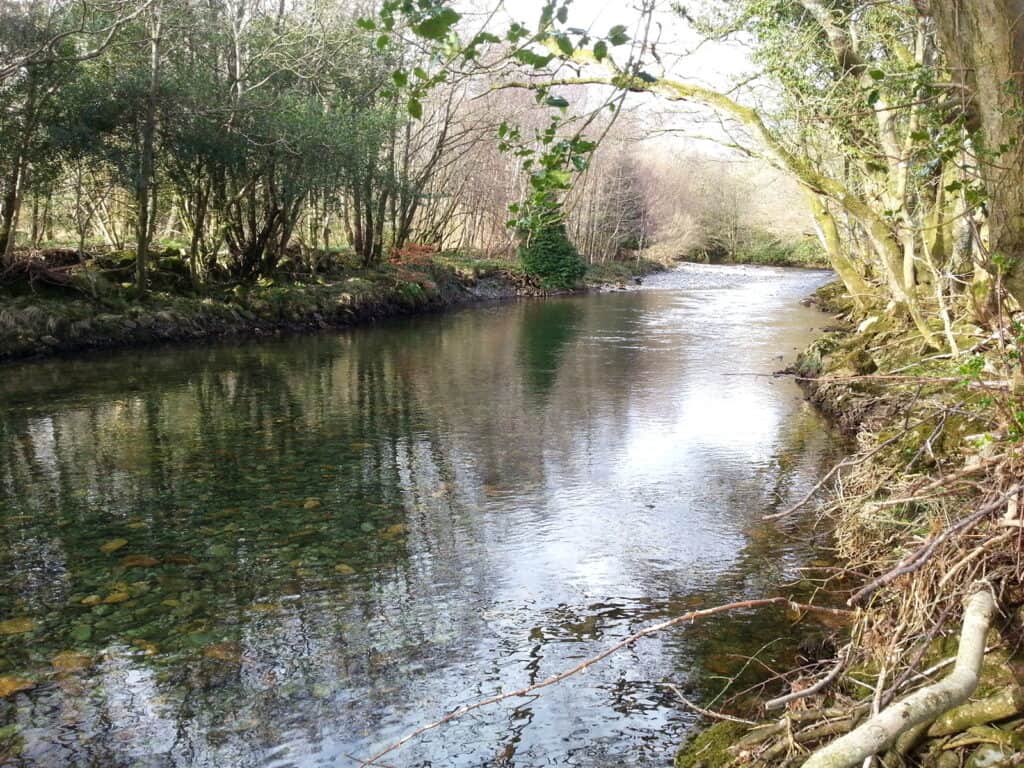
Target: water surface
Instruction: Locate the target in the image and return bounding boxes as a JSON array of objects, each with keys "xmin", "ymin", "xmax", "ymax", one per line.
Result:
[{"xmin": 0, "ymin": 264, "xmax": 839, "ymax": 767}]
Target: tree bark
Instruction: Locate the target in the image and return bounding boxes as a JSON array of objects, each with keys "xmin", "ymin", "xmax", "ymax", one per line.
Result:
[{"xmin": 923, "ymin": 0, "xmax": 1024, "ymax": 307}]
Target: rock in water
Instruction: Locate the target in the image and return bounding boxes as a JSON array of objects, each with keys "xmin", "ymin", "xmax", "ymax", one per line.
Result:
[
  {"xmin": 0, "ymin": 677, "xmax": 35, "ymax": 698},
  {"xmin": 0, "ymin": 618, "xmax": 35, "ymax": 636}
]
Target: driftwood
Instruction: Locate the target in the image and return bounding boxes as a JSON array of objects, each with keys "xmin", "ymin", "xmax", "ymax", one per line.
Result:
[{"xmin": 800, "ymin": 586, "xmax": 996, "ymax": 768}]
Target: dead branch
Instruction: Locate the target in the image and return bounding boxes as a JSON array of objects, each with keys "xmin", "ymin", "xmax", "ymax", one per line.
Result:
[
  {"xmin": 765, "ymin": 643, "xmax": 852, "ymax": 710},
  {"xmin": 663, "ymin": 683, "xmax": 758, "ymax": 725},
  {"xmin": 351, "ymin": 597, "xmax": 853, "ymax": 767},
  {"xmin": 848, "ymin": 487, "xmax": 1019, "ymax": 606}
]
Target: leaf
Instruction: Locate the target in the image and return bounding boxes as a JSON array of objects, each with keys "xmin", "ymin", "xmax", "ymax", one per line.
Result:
[
  {"xmin": 376, "ymin": 34, "xmax": 390, "ymax": 50},
  {"xmin": 545, "ymin": 95, "xmax": 569, "ymax": 108},
  {"xmin": 607, "ymin": 24, "xmax": 629, "ymax": 46},
  {"xmin": 407, "ymin": 98, "xmax": 423, "ymax": 120},
  {"xmin": 413, "ymin": 66, "xmax": 429, "ymax": 80},
  {"xmin": 868, "ymin": 68, "xmax": 885, "ymax": 80},
  {"xmin": 392, "ymin": 70, "xmax": 408, "ymax": 88},
  {"xmin": 593, "ymin": 40, "xmax": 608, "ymax": 61},
  {"xmin": 514, "ymin": 49, "xmax": 554, "ymax": 69},
  {"xmin": 507, "ymin": 23, "xmax": 529, "ymax": 42},
  {"xmin": 412, "ymin": 8, "xmax": 461, "ymax": 41},
  {"xmin": 334, "ymin": 563, "xmax": 357, "ymax": 575},
  {"xmin": 355, "ymin": 17, "xmax": 376, "ymax": 30},
  {"xmin": 867, "ymin": 89, "xmax": 880, "ymax": 107},
  {"xmin": 554, "ymin": 34, "xmax": 573, "ymax": 56}
]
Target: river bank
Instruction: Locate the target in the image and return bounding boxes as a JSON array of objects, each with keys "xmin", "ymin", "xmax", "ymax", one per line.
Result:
[
  {"xmin": 0, "ymin": 253, "xmax": 664, "ymax": 362},
  {"xmin": 675, "ymin": 282, "xmax": 1024, "ymax": 767}
]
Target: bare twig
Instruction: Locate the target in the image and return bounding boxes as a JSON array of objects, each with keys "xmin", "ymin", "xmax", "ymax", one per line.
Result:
[
  {"xmin": 663, "ymin": 683, "xmax": 758, "ymax": 725},
  {"xmin": 350, "ymin": 598, "xmax": 852, "ymax": 766},
  {"xmin": 765, "ymin": 643, "xmax": 853, "ymax": 710}
]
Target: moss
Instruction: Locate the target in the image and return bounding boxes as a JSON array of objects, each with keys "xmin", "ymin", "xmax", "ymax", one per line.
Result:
[{"xmin": 674, "ymin": 721, "xmax": 747, "ymax": 768}]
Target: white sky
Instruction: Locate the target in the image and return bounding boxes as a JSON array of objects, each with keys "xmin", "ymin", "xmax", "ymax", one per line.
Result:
[{"xmin": 459, "ymin": 0, "xmax": 761, "ymax": 154}]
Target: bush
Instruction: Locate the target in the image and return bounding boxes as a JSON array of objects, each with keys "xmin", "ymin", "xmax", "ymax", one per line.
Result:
[{"xmin": 518, "ymin": 224, "xmax": 586, "ymax": 289}]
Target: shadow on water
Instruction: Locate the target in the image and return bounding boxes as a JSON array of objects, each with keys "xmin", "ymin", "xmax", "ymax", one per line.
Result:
[{"xmin": 0, "ymin": 265, "xmax": 842, "ymax": 767}]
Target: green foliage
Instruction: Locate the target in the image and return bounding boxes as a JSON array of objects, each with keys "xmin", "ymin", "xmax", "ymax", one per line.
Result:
[{"xmin": 518, "ymin": 223, "xmax": 586, "ymax": 289}]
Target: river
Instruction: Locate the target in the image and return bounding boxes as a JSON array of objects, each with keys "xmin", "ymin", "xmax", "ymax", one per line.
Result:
[{"xmin": 0, "ymin": 264, "xmax": 839, "ymax": 767}]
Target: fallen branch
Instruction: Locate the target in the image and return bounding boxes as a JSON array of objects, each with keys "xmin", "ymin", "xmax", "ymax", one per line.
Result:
[
  {"xmin": 663, "ymin": 683, "xmax": 758, "ymax": 725},
  {"xmin": 801, "ymin": 586, "xmax": 996, "ymax": 768},
  {"xmin": 351, "ymin": 597, "xmax": 852, "ymax": 767},
  {"xmin": 765, "ymin": 643, "xmax": 852, "ymax": 710},
  {"xmin": 848, "ymin": 487, "xmax": 1018, "ymax": 605}
]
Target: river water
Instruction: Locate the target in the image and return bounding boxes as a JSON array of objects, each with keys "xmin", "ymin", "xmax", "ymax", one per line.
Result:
[{"xmin": 0, "ymin": 264, "xmax": 839, "ymax": 767}]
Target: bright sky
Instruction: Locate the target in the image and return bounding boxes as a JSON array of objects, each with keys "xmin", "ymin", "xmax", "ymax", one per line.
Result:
[{"xmin": 460, "ymin": 0, "xmax": 759, "ymax": 154}]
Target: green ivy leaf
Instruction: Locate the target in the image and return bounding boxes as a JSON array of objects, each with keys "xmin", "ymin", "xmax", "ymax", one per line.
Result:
[
  {"xmin": 514, "ymin": 49, "xmax": 555, "ymax": 69},
  {"xmin": 392, "ymin": 70, "xmax": 408, "ymax": 88},
  {"xmin": 407, "ymin": 98, "xmax": 423, "ymax": 119},
  {"xmin": 593, "ymin": 40, "xmax": 607, "ymax": 61},
  {"xmin": 413, "ymin": 8, "xmax": 461, "ymax": 41},
  {"xmin": 607, "ymin": 25, "xmax": 629, "ymax": 46}
]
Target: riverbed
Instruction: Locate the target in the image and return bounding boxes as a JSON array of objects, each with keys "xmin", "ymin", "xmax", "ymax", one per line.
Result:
[{"xmin": 0, "ymin": 264, "xmax": 839, "ymax": 767}]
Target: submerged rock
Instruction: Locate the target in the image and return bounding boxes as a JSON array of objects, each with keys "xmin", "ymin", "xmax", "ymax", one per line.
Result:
[
  {"xmin": 52, "ymin": 651, "xmax": 92, "ymax": 673},
  {"xmin": 0, "ymin": 618, "xmax": 35, "ymax": 636},
  {"xmin": 0, "ymin": 677, "xmax": 35, "ymax": 698}
]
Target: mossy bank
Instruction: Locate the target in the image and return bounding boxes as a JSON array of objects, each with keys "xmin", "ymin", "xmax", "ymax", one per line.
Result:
[{"xmin": 0, "ymin": 253, "xmax": 664, "ymax": 362}]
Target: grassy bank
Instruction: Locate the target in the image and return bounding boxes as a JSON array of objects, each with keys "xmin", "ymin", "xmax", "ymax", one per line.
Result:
[
  {"xmin": 0, "ymin": 251, "xmax": 663, "ymax": 362},
  {"xmin": 675, "ymin": 281, "xmax": 1024, "ymax": 767}
]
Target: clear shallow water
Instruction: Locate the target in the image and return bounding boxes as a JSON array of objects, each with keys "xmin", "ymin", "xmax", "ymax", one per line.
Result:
[{"xmin": 0, "ymin": 264, "xmax": 839, "ymax": 767}]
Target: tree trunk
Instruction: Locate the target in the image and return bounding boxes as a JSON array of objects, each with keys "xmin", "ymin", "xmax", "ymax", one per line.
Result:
[
  {"xmin": 924, "ymin": 0, "xmax": 1024, "ymax": 308},
  {"xmin": 135, "ymin": 2, "xmax": 163, "ymax": 296}
]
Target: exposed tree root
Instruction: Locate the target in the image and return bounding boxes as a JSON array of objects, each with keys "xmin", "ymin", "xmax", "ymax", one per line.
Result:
[{"xmin": 801, "ymin": 586, "xmax": 995, "ymax": 768}]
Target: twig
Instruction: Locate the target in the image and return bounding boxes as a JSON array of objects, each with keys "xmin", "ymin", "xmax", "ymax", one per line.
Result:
[
  {"xmin": 663, "ymin": 683, "xmax": 758, "ymax": 725},
  {"xmin": 848, "ymin": 487, "xmax": 1019, "ymax": 606},
  {"xmin": 765, "ymin": 421, "xmax": 933, "ymax": 521},
  {"xmin": 765, "ymin": 643, "xmax": 853, "ymax": 710},
  {"xmin": 350, "ymin": 597, "xmax": 852, "ymax": 766}
]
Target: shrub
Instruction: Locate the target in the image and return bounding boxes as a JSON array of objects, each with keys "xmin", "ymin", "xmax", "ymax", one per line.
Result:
[{"xmin": 518, "ymin": 224, "xmax": 586, "ymax": 289}]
